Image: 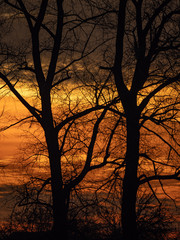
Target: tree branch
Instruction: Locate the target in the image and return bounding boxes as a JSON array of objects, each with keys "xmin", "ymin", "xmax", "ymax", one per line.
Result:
[
  {"xmin": 68, "ymin": 108, "xmax": 108, "ymax": 189},
  {"xmin": 0, "ymin": 72, "xmax": 42, "ymax": 123},
  {"xmin": 0, "ymin": 116, "xmax": 34, "ymax": 132},
  {"xmin": 143, "ymin": 0, "xmax": 171, "ymax": 37},
  {"xmin": 138, "ymin": 74, "xmax": 180, "ymax": 113},
  {"xmin": 139, "ymin": 169, "xmax": 180, "ymax": 185},
  {"xmin": 16, "ymin": 0, "xmax": 33, "ymax": 32},
  {"xmin": 89, "ymin": 117, "xmax": 122, "ymax": 171},
  {"xmin": 46, "ymin": 0, "xmax": 64, "ymax": 86},
  {"xmin": 55, "ymin": 97, "xmax": 119, "ymax": 133},
  {"xmin": 113, "ymin": 0, "xmax": 129, "ymax": 100},
  {"xmin": 34, "ymin": 0, "xmax": 48, "ymax": 32},
  {"xmin": 142, "ymin": 124, "xmax": 180, "ymax": 157},
  {"xmin": 4, "ymin": 0, "xmax": 55, "ymax": 38},
  {"xmin": 139, "ymin": 153, "xmax": 178, "ymax": 169}
]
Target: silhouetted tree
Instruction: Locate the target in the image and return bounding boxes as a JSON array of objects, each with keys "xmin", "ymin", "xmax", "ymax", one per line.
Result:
[
  {"xmin": 0, "ymin": 1, "xmax": 120, "ymax": 238},
  {"xmin": 76, "ymin": 0, "xmax": 180, "ymax": 239},
  {"xmin": 0, "ymin": 4, "xmax": 121, "ymax": 238},
  {"xmin": 96, "ymin": 0, "xmax": 180, "ymax": 239}
]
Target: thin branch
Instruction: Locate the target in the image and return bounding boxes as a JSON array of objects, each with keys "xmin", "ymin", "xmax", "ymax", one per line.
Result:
[
  {"xmin": 139, "ymin": 153, "xmax": 178, "ymax": 169},
  {"xmin": 68, "ymin": 108, "xmax": 108, "ymax": 189},
  {"xmin": 4, "ymin": 0, "xmax": 55, "ymax": 37},
  {"xmin": 51, "ymin": 74, "xmax": 71, "ymax": 89},
  {"xmin": 143, "ymin": 0, "xmax": 171, "ymax": 37},
  {"xmin": 16, "ymin": 0, "xmax": 33, "ymax": 32},
  {"xmin": 139, "ymin": 170, "xmax": 180, "ymax": 185},
  {"xmin": 142, "ymin": 125, "xmax": 180, "ymax": 157},
  {"xmin": 147, "ymin": 179, "xmax": 162, "ymax": 205},
  {"xmin": 59, "ymin": 120, "xmax": 74, "ymax": 156},
  {"xmin": 36, "ymin": 177, "xmax": 51, "ymax": 200},
  {"xmin": 0, "ymin": 116, "xmax": 34, "ymax": 132},
  {"xmin": 55, "ymin": 96, "xmax": 120, "ymax": 133},
  {"xmin": 89, "ymin": 117, "xmax": 122, "ymax": 170},
  {"xmin": 18, "ymin": 66, "xmax": 36, "ymax": 74},
  {"xmin": 138, "ymin": 74, "xmax": 180, "ymax": 113},
  {"xmin": 54, "ymin": 37, "xmax": 114, "ymax": 75},
  {"xmin": 0, "ymin": 72, "xmax": 42, "ymax": 123}
]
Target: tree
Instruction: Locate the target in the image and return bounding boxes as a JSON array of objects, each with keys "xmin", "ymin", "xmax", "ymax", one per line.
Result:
[
  {"xmin": 105, "ymin": 0, "xmax": 180, "ymax": 239},
  {"xmin": 0, "ymin": 1, "xmax": 120, "ymax": 238},
  {"xmin": 77, "ymin": 0, "xmax": 180, "ymax": 239}
]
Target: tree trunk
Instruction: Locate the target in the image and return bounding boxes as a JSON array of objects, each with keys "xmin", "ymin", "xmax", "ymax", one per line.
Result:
[
  {"xmin": 121, "ymin": 108, "xmax": 140, "ymax": 240},
  {"xmin": 41, "ymin": 90, "xmax": 69, "ymax": 239},
  {"xmin": 45, "ymin": 128, "xmax": 69, "ymax": 239},
  {"xmin": 51, "ymin": 188, "xmax": 69, "ymax": 240}
]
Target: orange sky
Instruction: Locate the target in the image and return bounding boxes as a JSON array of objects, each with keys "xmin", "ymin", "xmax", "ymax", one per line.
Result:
[
  {"xmin": 0, "ymin": 85, "xmax": 179, "ymax": 224},
  {"xmin": 0, "ymin": 93, "xmax": 29, "ymax": 158}
]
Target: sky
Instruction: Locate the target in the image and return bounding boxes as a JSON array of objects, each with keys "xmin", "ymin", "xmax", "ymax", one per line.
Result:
[
  {"xmin": 0, "ymin": 93, "xmax": 33, "ymax": 221},
  {"xmin": 0, "ymin": 91, "xmax": 179, "ymax": 224}
]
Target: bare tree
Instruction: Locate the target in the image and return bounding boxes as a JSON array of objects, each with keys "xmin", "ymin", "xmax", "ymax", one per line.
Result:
[
  {"xmin": 0, "ymin": 0, "xmax": 110, "ymax": 238},
  {"xmin": 110, "ymin": 1, "xmax": 180, "ymax": 239},
  {"xmin": 83, "ymin": 0, "xmax": 180, "ymax": 239},
  {"xmin": 0, "ymin": 1, "xmax": 121, "ymax": 238}
]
